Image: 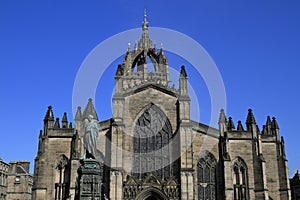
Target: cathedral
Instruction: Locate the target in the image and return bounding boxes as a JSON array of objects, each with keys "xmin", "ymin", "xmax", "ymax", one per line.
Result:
[{"xmin": 31, "ymin": 13, "xmax": 292, "ymax": 200}]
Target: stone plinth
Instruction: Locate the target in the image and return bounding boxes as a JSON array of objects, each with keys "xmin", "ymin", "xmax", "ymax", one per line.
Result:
[{"xmin": 75, "ymin": 159, "xmax": 103, "ymax": 200}]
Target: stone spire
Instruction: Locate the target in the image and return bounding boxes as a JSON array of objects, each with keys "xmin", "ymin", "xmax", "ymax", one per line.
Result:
[
  {"xmin": 138, "ymin": 9, "xmax": 152, "ymax": 50},
  {"xmin": 75, "ymin": 106, "xmax": 82, "ymax": 121},
  {"xmin": 82, "ymin": 98, "xmax": 98, "ymax": 121}
]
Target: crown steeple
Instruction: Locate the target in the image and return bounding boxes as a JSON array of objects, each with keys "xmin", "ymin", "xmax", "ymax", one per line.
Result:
[{"xmin": 114, "ymin": 10, "xmax": 173, "ymax": 95}]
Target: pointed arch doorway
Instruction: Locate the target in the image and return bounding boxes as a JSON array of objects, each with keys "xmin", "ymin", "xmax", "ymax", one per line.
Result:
[{"xmin": 135, "ymin": 187, "xmax": 168, "ymax": 200}]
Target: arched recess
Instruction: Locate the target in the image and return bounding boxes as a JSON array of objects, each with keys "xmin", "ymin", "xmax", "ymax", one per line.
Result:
[
  {"xmin": 135, "ymin": 187, "xmax": 169, "ymax": 200},
  {"xmin": 132, "ymin": 103, "xmax": 173, "ymax": 181},
  {"xmin": 232, "ymin": 157, "xmax": 249, "ymax": 200},
  {"xmin": 197, "ymin": 151, "xmax": 217, "ymax": 200},
  {"xmin": 54, "ymin": 154, "xmax": 70, "ymax": 200},
  {"xmin": 131, "ymin": 50, "xmax": 162, "ymax": 73}
]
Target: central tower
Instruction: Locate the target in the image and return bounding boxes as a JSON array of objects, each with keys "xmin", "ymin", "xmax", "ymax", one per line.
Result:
[{"xmin": 109, "ymin": 10, "xmax": 190, "ymax": 200}]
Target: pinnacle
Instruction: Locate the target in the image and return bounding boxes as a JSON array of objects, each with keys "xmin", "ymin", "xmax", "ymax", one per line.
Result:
[
  {"xmin": 44, "ymin": 105, "xmax": 54, "ymax": 121},
  {"xmin": 75, "ymin": 106, "xmax": 82, "ymax": 121},
  {"xmin": 227, "ymin": 117, "xmax": 235, "ymax": 130},
  {"xmin": 271, "ymin": 117, "xmax": 279, "ymax": 129},
  {"xmin": 246, "ymin": 108, "xmax": 256, "ymax": 125},
  {"xmin": 180, "ymin": 65, "xmax": 187, "ymax": 78},
  {"xmin": 218, "ymin": 109, "xmax": 227, "ymax": 124},
  {"xmin": 83, "ymin": 98, "xmax": 98, "ymax": 121},
  {"xmin": 237, "ymin": 120, "xmax": 244, "ymax": 131}
]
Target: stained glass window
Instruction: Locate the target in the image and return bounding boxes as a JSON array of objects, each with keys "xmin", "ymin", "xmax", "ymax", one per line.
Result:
[
  {"xmin": 132, "ymin": 104, "xmax": 172, "ymax": 180},
  {"xmin": 197, "ymin": 152, "xmax": 217, "ymax": 200}
]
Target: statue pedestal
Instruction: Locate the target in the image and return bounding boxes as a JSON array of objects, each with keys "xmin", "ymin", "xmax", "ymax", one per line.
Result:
[{"xmin": 75, "ymin": 159, "xmax": 103, "ymax": 200}]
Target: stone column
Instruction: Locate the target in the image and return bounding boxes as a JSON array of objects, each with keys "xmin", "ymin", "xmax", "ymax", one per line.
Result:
[{"xmin": 109, "ymin": 171, "xmax": 123, "ymax": 200}]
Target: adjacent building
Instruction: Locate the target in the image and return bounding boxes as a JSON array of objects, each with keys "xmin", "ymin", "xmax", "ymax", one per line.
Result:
[
  {"xmin": 31, "ymin": 12, "xmax": 293, "ymax": 200},
  {"xmin": 6, "ymin": 160, "xmax": 33, "ymax": 200},
  {"xmin": 290, "ymin": 171, "xmax": 300, "ymax": 200},
  {"xmin": 0, "ymin": 158, "xmax": 9, "ymax": 200}
]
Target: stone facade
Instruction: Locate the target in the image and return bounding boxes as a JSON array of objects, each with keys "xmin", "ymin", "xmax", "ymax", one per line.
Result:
[
  {"xmin": 31, "ymin": 11, "xmax": 292, "ymax": 200},
  {"xmin": 6, "ymin": 160, "xmax": 33, "ymax": 200},
  {"xmin": 0, "ymin": 158, "xmax": 9, "ymax": 200}
]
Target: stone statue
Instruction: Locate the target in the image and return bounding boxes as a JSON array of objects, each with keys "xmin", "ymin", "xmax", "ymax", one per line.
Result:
[{"xmin": 82, "ymin": 115, "xmax": 99, "ymax": 160}]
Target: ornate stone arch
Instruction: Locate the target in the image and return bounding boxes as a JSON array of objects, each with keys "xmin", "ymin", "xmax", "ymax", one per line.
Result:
[
  {"xmin": 197, "ymin": 151, "xmax": 217, "ymax": 200},
  {"xmin": 232, "ymin": 157, "xmax": 249, "ymax": 200},
  {"xmin": 135, "ymin": 187, "xmax": 169, "ymax": 200}
]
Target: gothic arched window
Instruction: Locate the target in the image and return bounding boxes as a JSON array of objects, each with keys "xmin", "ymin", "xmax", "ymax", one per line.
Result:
[
  {"xmin": 133, "ymin": 104, "xmax": 172, "ymax": 180},
  {"xmin": 233, "ymin": 158, "xmax": 249, "ymax": 200},
  {"xmin": 54, "ymin": 154, "xmax": 70, "ymax": 200},
  {"xmin": 197, "ymin": 152, "xmax": 217, "ymax": 200}
]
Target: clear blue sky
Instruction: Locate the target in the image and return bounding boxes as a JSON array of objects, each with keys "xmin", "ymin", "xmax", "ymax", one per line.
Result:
[{"xmin": 0, "ymin": 1, "xmax": 299, "ymax": 175}]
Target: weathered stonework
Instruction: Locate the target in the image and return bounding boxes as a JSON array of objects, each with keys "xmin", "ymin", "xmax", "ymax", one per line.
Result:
[{"xmin": 31, "ymin": 11, "xmax": 293, "ymax": 200}]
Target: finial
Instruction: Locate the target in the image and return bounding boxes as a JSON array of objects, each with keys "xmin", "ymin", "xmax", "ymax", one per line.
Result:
[
  {"xmin": 144, "ymin": 7, "xmax": 147, "ymax": 22},
  {"xmin": 134, "ymin": 42, "xmax": 137, "ymax": 52},
  {"xmin": 142, "ymin": 8, "xmax": 148, "ymax": 30},
  {"xmin": 127, "ymin": 42, "xmax": 131, "ymax": 52}
]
